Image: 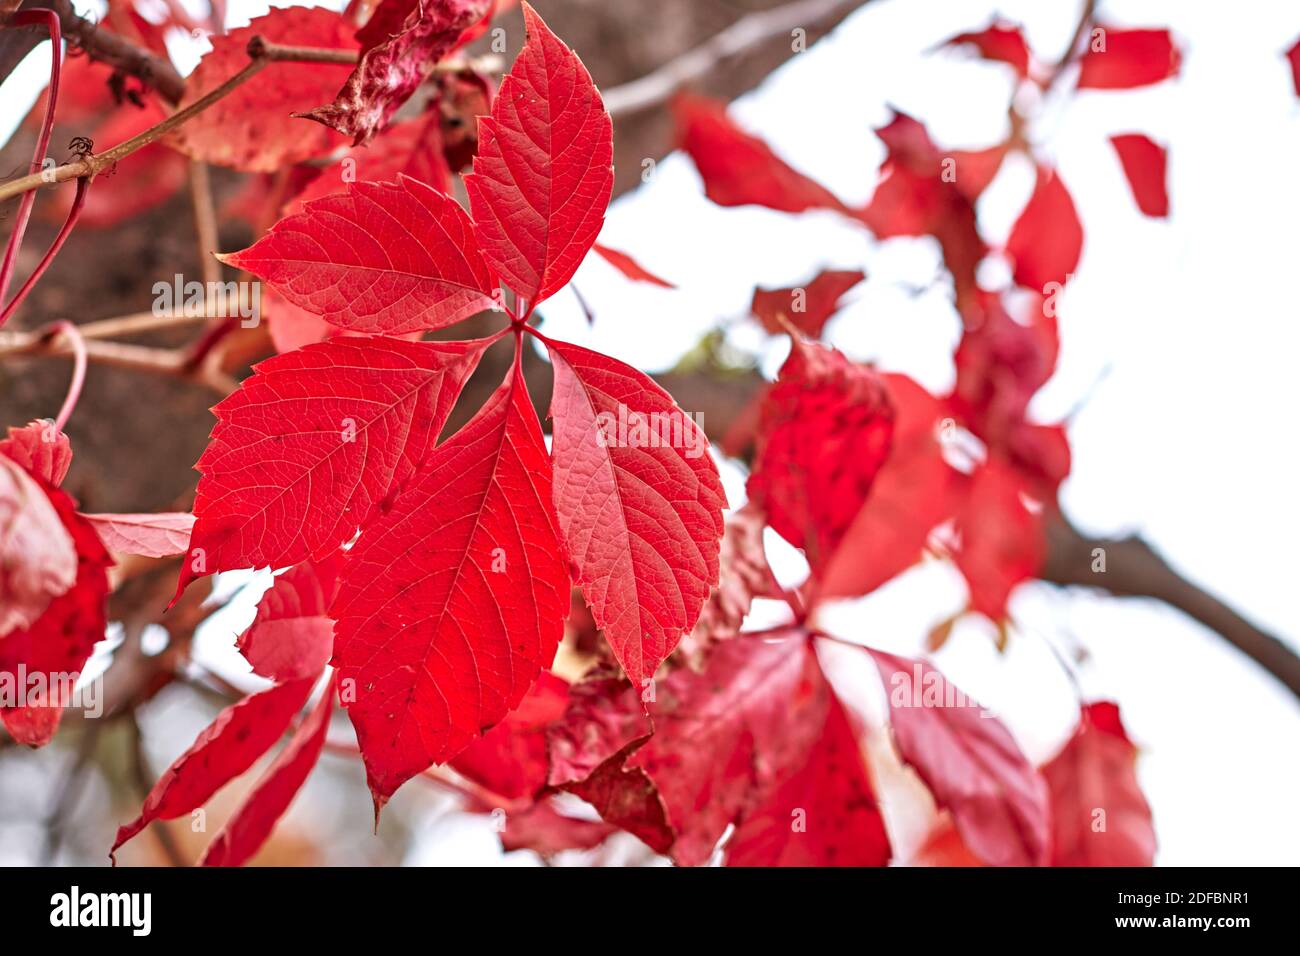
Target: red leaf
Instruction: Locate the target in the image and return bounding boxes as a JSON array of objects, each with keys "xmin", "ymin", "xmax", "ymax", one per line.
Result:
[
  {"xmin": 550, "ymin": 634, "xmax": 863, "ymax": 866},
  {"xmin": 199, "ymin": 676, "xmax": 335, "ymax": 867},
  {"xmin": 942, "ymin": 23, "xmax": 1031, "ymax": 77},
  {"xmin": 1042, "ymin": 701, "xmax": 1155, "ymax": 866},
  {"xmin": 1109, "ymin": 133, "xmax": 1169, "ymax": 218},
  {"xmin": 177, "ymin": 336, "xmax": 488, "ymax": 597},
  {"xmin": 302, "ymin": 0, "xmax": 490, "ymax": 145},
  {"xmin": 726, "ymin": 682, "xmax": 890, "ymax": 866},
  {"xmin": 674, "ymin": 93, "xmax": 847, "ymax": 215},
  {"xmin": 817, "ymin": 373, "xmax": 959, "ymax": 600},
  {"xmin": 592, "ymin": 243, "xmax": 675, "ymax": 288},
  {"xmin": 219, "ymin": 176, "xmax": 497, "ymax": 335},
  {"xmin": 284, "ymin": 115, "xmax": 454, "ymax": 216},
  {"xmin": 450, "ymin": 670, "xmax": 569, "ymax": 800},
  {"xmin": 1076, "ymin": 27, "xmax": 1181, "ymax": 90},
  {"xmin": 952, "ymin": 458, "xmax": 1045, "ymax": 620},
  {"xmin": 331, "ymin": 360, "xmax": 570, "ymax": 809},
  {"xmin": 238, "ymin": 554, "xmax": 342, "ymax": 683},
  {"xmin": 82, "ymin": 512, "xmax": 194, "ymax": 559},
  {"xmin": 858, "ymin": 112, "xmax": 990, "ymax": 306},
  {"xmin": 0, "ymin": 489, "xmax": 111, "ymax": 745},
  {"xmin": 748, "ymin": 338, "xmax": 895, "ymax": 571},
  {"xmin": 0, "ymin": 419, "xmax": 71, "ymax": 486},
  {"xmin": 545, "ymin": 339, "xmax": 726, "ymax": 685},
  {"xmin": 466, "ymin": 4, "xmax": 613, "ymax": 306},
  {"xmin": 867, "ymin": 649, "xmax": 1050, "ymax": 866},
  {"xmin": 111, "ymin": 677, "xmax": 316, "ymax": 862},
  {"xmin": 675, "ymin": 502, "xmax": 783, "ymax": 668},
  {"xmin": 263, "ymin": 290, "xmax": 336, "ymax": 354},
  {"xmin": 750, "ymin": 269, "xmax": 864, "ymax": 337},
  {"xmin": 169, "ymin": 8, "xmax": 358, "ymax": 172},
  {"xmin": 1005, "ymin": 165, "xmax": 1082, "ymax": 293},
  {"xmin": 496, "ymin": 798, "xmax": 615, "ymax": 857},
  {"xmin": 1288, "ymin": 38, "xmax": 1300, "ymax": 97},
  {"xmin": 950, "ymin": 289, "xmax": 1058, "ymax": 452},
  {"xmin": 0, "ymin": 456, "xmax": 76, "ymax": 636}
]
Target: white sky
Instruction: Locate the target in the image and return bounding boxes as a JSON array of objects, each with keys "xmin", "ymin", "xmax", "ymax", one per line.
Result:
[{"xmin": 3, "ymin": 0, "xmax": 1297, "ymax": 865}]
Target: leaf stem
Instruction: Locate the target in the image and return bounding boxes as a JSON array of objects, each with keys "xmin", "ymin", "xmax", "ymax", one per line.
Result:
[
  {"xmin": 0, "ymin": 176, "xmax": 88, "ymax": 329},
  {"xmin": 0, "ymin": 8, "xmax": 62, "ymax": 308},
  {"xmin": 44, "ymin": 319, "xmax": 86, "ymax": 431}
]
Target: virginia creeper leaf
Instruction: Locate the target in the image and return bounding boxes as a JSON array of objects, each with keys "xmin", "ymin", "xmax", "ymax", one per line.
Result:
[
  {"xmin": 465, "ymin": 3, "xmax": 614, "ymax": 306},
  {"xmin": 1076, "ymin": 27, "xmax": 1181, "ymax": 90},
  {"xmin": 0, "ymin": 419, "xmax": 71, "ymax": 486},
  {"xmin": 199, "ymin": 675, "xmax": 336, "ymax": 867},
  {"xmin": 1005, "ymin": 165, "xmax": 1082, "ymax": 293},
  {"xmin": 747, "ymin": 338, "xmax": 895, "ymax": 571},
  {"xmin": 750, "ymin": 269, "xmax": 864, "ymax": 337},
  {"xmin": 867, "ymin": 649, "xmax": 1050, "ymax": 866},
  {"xmin": 169, "ymin": 8, "xmax": 358, "ymax": 172},
  {"xmin": 674, "ymin": 92, "xmax": 848, "ymax": 215},
  {"xmin": 1042, "ymin": 701, "xmax": 1155, "ymax": 866},
  {"xmin": 450, "ymin": 670, "xmax": 569, "ymax": 800},
  {"xmin": 1109, "ymin": 132, "xmax": 1169, "ymax": 218},
  {"xmin": 83, "ymin": 512, "xmax": 194, "ymax": 559},
  {"xmin": 546, "ymin": 339, "xmax": 726, "ymax": 685},
  {"xmin": 331, "ymin": 360, "xmax": 570, "ymax": 810},
  {"xmin": 238, "ymin": 553, "xmax": 343, "ymax": 683},
  {"xmin": 111, "ymin": 677, "xmax": 316, "ymax": 862},
  {"xmin": 218, "ymin": 175, "xmax": 497, "ymax": 335},
  {"xmin": 0, "ymin": 456, "xmax": 75, "ymax": 636},
  {"xmin": 942, "ymin": 23, "xmax": 1031, "ymax": 78},
  {"xmin": 592, "ymin": 243, "xmax": 675, "ymax": 288},
  {"xmin": 0, "ymin": 488, "xmax": 111, "ymax": 745},
  {"xmin": 302, "ymin": 0, "xmax": 490, "ymax": 146},
  {"xmin": 727, "ymin": 679, "xmax": 890, "ymax": 866},
  {"xmin": 177, "ymin": 336, "xmax": 489, "ymax": 598}
]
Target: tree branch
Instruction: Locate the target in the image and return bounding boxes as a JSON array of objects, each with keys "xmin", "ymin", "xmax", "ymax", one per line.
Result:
[
  {"xmin": 1041, "ymin": 512, "xmax": 1300, "ymax": 701},
  {"xmin": 602, "ymin": 0, "xmax": 870, "ymax": 117},
  {"xmin": 8, "ymin": 0, "xmax": 185, "ymax": 102}
]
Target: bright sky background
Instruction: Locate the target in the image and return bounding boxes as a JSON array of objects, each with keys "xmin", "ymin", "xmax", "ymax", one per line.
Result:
[{"xmin": 2, "ymin": 0, "xmax": 1297, "ymax": 865}]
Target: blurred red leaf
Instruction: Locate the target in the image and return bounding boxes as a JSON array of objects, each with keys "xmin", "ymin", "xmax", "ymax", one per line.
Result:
[
  {"xmin": 867, "ymin": 649, "xmax": 1050, "ymax": 866},
  {"xmin": 750, "ymin": 268, "xmax": 864, "ymax": 337},
  {"xmin": 942, "ymin": 23, "xmax": 1031, "ymax": 77},
  {"xmin": 1076, "ymin": 27, "xmax": 1181, "ymax": 90},
  {"xmin": 674, "ymin": 93, "xmax": 847, "ymax": 214},
  {"xmin": 0, "ymin": 419, "xmax": 71, "ymax": 486},
  {"xmin": 1042, "ymin": 701, "xmax": 1156, "ymax": 866},
  {"xmin": 169, "ymin": 8, "xmax": 358, "ymax": 172},
  {"xmin": 0, "ymin": 456, "xmax": 76, "ymax": 637},
  {"xmin": 1005, "ymin": 165, "xmax": 1082, "ymax": 293},
  {"xmin": 1109, "ymin": 133, "xmax": 1169, "ymax": 218}
]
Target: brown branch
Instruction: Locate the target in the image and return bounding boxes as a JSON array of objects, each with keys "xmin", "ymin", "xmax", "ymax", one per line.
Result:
[
  {"xmin": 1040, "ymin": 512, "xmax": 1300, "ymax": 701},
  {"xmin": 602, "ymin": 0, "xmax": 870, "ymax": 117},
  {"xmin": 10, "ymin": 0, "xmax": 184, "ymax": 102}
]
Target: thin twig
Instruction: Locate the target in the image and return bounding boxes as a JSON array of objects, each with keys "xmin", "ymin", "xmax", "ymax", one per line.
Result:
[
  {"xmin": 0, "ymin": 176, "xmax": 87, "ymax": 329},
  {"xmin": 126, "ymin": 712, "xmax": 185, "ymax": 867},
  {"xmin": 0, "ymin": 54, "xmax": 270, "ymax": 204},
  {"xmin": 11, "ymin": 0, "xmax": 184, "ymax": 101},
  {"xmin": 44, "ymin": 319, "xmax": 85, "ymax": 430},
  {"xmin": 187, "ymin": 160, "xmax": 220, "ymax": 287},
  {"xmin": 0, "ymin": 7, "xmax": 61, "ymax": 307},
  {"xmin": 602, "ymin": 0, "xmax": 869, "ymax": 117}
]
